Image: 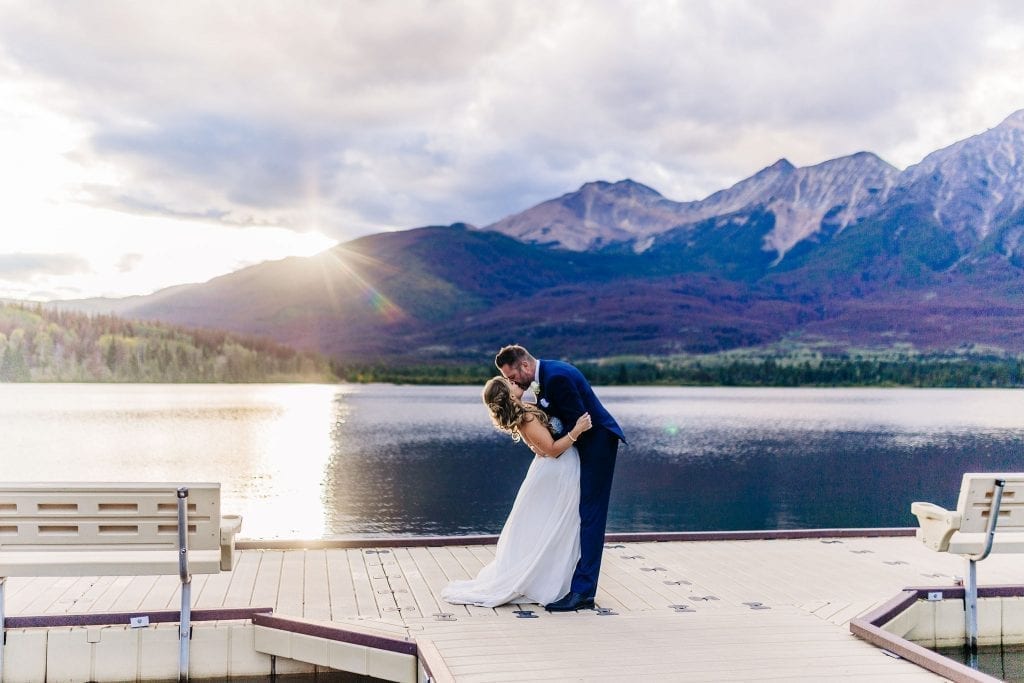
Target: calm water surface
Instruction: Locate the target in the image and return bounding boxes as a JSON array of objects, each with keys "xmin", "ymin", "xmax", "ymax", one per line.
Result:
[{"xmin": 1, "ymin": 383, "xmax": 1021, "ymax": 539}]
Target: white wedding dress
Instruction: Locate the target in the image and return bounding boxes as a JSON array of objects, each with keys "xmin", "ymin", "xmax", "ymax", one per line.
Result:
[{"xmin": 441, "ymin": 446, "xmax": 581, "ymax": 608}]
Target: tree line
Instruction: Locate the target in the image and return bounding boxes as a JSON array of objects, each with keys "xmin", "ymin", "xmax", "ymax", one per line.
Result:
[
  {"xmin": 7, "ymin": 299, "xmax": 1022, "ymax": 387},
  {"xmin": 334, "ymin": 355, "xmax": 1024, "ymax": 388},
  {"xmin": 574, "ymin": 357, "xmax": 1024, "ymax": 387},
  {"xmin": 0, "ymin": 303, "xmax": 333, "ymax": 383}
]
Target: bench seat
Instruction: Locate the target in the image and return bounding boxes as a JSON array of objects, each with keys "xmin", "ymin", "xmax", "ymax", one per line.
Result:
[
  {"xmin": 911, "ymin": 473, "xmax": 1024, "ymax": 556},
  {"xmin": 946, "ymin": 533, "xmax": 1024, "ymax": 556},
  {"xmin": 0, "ymin": 548, "xmax": 224, "ymax": 577}
]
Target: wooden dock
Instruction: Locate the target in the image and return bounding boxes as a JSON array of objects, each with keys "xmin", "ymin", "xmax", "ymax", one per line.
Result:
[{"xmin": 5, "ymin": 532, "xmax": 1021, "ymax": 681}]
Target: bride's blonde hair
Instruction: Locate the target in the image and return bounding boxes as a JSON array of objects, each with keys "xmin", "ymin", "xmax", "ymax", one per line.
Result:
[{"xmin": 483, "ymin": 376, "xmax": 551, "ymax": 442}]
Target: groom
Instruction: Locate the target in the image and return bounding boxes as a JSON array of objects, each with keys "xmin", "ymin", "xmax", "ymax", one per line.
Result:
[{"xmin": 495, "ymin": 344, "xmax": 625, "ymax": 611}]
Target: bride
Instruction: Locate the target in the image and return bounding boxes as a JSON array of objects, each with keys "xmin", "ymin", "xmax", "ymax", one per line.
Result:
[{"xmin": 441, "ymin": 376, "xmax": 592, "ymax": 608}]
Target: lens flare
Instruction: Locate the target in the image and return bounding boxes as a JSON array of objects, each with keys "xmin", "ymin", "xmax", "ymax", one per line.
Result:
[{"xmin": 315, "ymin": 248, "xmax": 405, "ymax": 323}]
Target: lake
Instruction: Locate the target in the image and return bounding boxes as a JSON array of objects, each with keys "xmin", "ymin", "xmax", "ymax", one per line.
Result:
[{"xmin": 1, "ymin": 383, "xmax": 1021, "ymax": 539}]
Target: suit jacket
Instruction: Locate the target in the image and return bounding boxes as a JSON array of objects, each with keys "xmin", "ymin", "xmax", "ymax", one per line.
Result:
[{"xmin": 537, "ymin": 359, "xmax": 625, "ymax": 443}]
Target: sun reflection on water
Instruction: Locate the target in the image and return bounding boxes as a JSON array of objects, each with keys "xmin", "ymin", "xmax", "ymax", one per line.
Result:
[
  {"xmin": 227, "ymin": 384, "xmax": 345, "ymax": 539},
  {"xmin": 0, "ymin": 383, "xmax": 349, "ymax": 539}
]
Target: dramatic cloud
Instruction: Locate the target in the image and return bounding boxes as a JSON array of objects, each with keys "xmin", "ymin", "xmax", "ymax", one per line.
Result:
[{"xmin": 1, "ymin": 1, "xmax": 1023, "ymax": 298}]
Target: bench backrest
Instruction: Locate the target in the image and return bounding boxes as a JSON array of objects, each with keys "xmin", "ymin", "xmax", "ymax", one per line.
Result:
[
  {"xmin": 0, "ymin": 482, "xmax": 221, "ymax": 552},
  {"xmin": 957, "ymin": 473, "xmax": 1024, "ymax": 533}
]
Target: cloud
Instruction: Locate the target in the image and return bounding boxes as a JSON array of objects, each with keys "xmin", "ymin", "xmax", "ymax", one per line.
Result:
[
  {"xmin": 1, "ymin": 0, "xmax": 1023, "ymax": 240},
  {"xmin": 115, "ymin": 253, "xmax": 143, "ymax": 273},
  {"xmin": 0, "ymin": 253, "xmax": 91, "ymax": 279}
]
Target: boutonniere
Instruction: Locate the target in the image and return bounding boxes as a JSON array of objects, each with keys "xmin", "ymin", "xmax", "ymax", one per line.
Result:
[
  {"xmin": 529, "ymin": 380, "xmax": 541, "ymax": 396},
  {"xmin": 539, "ymin": 398, "xmax": 550, "ymax": 408}
]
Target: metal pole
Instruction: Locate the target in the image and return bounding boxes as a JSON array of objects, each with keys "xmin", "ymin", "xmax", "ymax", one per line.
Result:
[
  {"xmin": 177, "ymin": 487, "xmax": 191, "ymax": 683},
  {"xmin": 1, "ymin": 576, "xmax": 6, "ymax": 682},
  {"xmin": 966, "ymin": 557, "xmax": 979, "ymax": 654},
  {"xmin": 965, "ymin": 478, "xmax": 1005, "ymax": 656}
]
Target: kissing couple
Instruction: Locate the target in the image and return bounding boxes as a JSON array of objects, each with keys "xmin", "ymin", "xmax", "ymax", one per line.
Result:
[{"xmin": 442, "ymin": 345, "xmax": 625, "ymax": 612}]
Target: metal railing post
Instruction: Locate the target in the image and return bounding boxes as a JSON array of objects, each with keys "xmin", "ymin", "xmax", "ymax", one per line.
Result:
[
  {"xmin": 965, "ymin": 557, "xmax": 979, "ymax": 655},
  {"xmin": 965, "ymin": 478, "xmax": 1005, "ymax": 655},
  {"xmin": 1, "ymin": 576, "xmax": 6, "ymax": 682},
  {"xmin": 177, "ymin": 487, "xmax": 192, "ymax": 682}
]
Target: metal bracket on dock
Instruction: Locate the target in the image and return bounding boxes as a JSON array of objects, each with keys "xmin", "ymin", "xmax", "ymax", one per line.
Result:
[
  {"xmin": 432, "ymin": 612, "xmax": 457, "ymax": 622},
  {"xmin": 512, "ymin": 610, "xmax": 539, "ymax": 619},
  {"xmin": 669, "ymin": 604, "xmax": 696, "ymax": 613},
  {"xmin": 743, "ymin": 602, "xmax": 771, "ymax": 610},
  {"xmin": 594, "ymin": 607, "xmax": 617, "ymax": 616}
]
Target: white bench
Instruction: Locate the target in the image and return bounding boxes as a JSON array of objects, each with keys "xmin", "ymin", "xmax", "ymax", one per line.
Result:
[
  {"xmin": 0, "ymin": 482, "xmax": 242, "ymax": 682},
  {"xmin": 911, "ymin": 473, "xmax": 1024, "ymax": 651}
]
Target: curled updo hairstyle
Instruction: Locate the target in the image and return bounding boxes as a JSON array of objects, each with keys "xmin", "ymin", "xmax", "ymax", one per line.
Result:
[{"xmin": 482, "ymin": 376, "xmax": 551, "ymax": 442}]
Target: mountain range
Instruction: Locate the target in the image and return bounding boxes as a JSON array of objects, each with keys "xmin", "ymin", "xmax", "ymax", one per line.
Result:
[{"xmin": 60, "ymin": 110, "xmax": 1024, "ymax": 363}]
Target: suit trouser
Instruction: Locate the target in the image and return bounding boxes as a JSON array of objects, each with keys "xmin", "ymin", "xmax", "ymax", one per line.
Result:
[{"xmin": 571, "ymin": 428, "xmax": 619, "ymax": 597}]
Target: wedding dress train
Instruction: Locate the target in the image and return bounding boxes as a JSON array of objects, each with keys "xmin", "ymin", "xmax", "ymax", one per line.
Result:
[{"xmin": 441, "ymin": 447, "xmax": 581, "ymax": 607}]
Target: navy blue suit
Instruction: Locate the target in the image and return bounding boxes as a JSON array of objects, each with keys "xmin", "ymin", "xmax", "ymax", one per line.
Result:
[{"xmin": 537, "ymin": 359, "xmax": 624, "ymax": 598}]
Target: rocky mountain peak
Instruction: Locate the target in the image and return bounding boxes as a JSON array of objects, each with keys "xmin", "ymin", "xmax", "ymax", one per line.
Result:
[
  {"xmin": 746, "ymin": 152, "xmax": 899, "ymax": 260},
  {"xmin": 895, "ymin": 109, "xmax": 1024, "ymax": 241},
  {"xmin": 766, "ymin": 158, "xmax": 796, "ymax": 173},
  {"xmin": 577, "ymin": 178, "xmax": 664, "ymax": 199},
  {"xmin": 484, "ymin": 178, "xmax": 685, "ymax": 251},
  {"xmin": 999, "ymin": 108, "xmax": 1024, "ymax": 128}
]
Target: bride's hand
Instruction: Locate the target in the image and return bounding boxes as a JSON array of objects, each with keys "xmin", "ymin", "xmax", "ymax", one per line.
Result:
[{"xmin": 571, "ymin": 412, "xmax": 592, "ymax": 439}]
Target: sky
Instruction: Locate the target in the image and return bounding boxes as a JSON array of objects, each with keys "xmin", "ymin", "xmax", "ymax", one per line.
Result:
[{"xmin": 1, "ymin": 1, "xmax": 1023, "ymax": 301}]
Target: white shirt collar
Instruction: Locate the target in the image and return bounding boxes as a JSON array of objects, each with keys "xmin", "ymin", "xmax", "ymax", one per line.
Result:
[{"xmin": 533, "ymin": 360, "xmax": 541, "ymax": 385}]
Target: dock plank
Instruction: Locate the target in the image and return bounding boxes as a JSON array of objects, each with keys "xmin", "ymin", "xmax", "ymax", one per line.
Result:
[
  {"xmin": 274, "ymin": 547, "xmax": 306, "ymax": 616},
  {"xmin": 65, "ymin": 575, "xmax": 117, "ymax": 614},
  {"xmin": 107, "ymin": 575, "xmax": 160, "ymax": 612},
  {"xmin": 301, "ymin": 548, "xmax": 332, "ymax": 621},
  {"xmin": 20, "ymin": 576, "xmax": 78, "ymax": 615},
  {"xmin": 325, "ymin": 548, "xmax": 359, "ymax": 619},
  {"xmin": 250, "ymin": 550, "xmax": 284, "ymax": 610},
  {"xmin": 406, "ymin": 545, "xmax": 469, "ymax": 619},
  {"xmin": 195, "ymin": 561, "xmax": 234, "ymax": 609},
  {"xmin": 40, "ymin": 575, "xmax": 95, "ymax": 614},
  {"xmin": 390, "ymin": 547, "xmax": 443, "ymax": 619},
  {"xmin": 222, "ymin": 545, "xmax": 261, "ymax": 607},
  {"xmin": 348, "ymin": 548, "xmax": 383, "ymax": 619},
  {"xmin": 137, "ymin": 573, "xmax": 183, "ymax": 611},
  {"xmin": 86, "ymin": 575, "xmax": 136, "ymax": 613}
]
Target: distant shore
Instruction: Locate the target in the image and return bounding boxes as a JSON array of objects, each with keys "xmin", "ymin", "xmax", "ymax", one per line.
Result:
[{"xmin": 333, "ymin": 352, "xmax": 1024, "ymax": 388}]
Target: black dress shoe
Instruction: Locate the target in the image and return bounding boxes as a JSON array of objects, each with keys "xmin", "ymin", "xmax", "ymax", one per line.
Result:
[{"xmin": 545, "ymin": 592, "xmax": 596, "ymax": 612}]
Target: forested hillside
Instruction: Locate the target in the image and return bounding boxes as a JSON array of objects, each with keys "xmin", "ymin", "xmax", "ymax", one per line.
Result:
[{"xmin": 0, "ymin": 302, "xmax": 334, "ymax": 382}]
